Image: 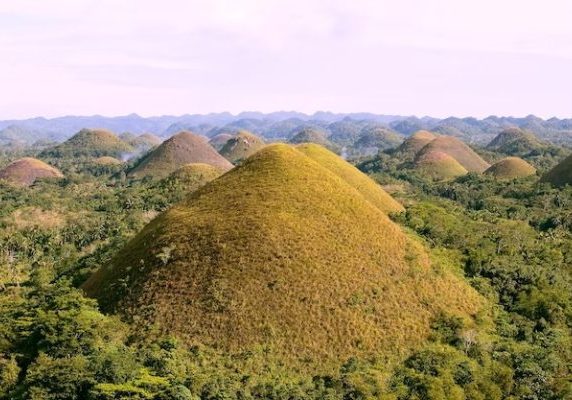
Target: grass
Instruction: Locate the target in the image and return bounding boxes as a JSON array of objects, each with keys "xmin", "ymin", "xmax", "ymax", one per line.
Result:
[
  {"xmin": 208, "ymin": 133, "xmax": 234, "ymax": 150},
  {"xmin": 219, "ymin": 130, "xmax": 266, "ymax": 164},
  {"xmin": 540, "ymin": 153, "xmax": 572, "ymax": 187},
  {"xmin": 396, "ymin": 130, "xmax": 437, "ymax": 158},
  {"xmin": 484, "ymin": 157, "xmax": 537, "ymax": 180},
  {"xmin": 486, "ymin": 128, "xmax": 542, "ymax": 153},
  {"xmin": 414, "ymin": 151, "xmax": 468, "ymax": 181},
  {"xmin": 129, "ymin": 131, "xmax": 233, "ymax": 179},
  {"xmin": 157, "ymin": 163, "xmax": 224, "ymax": 192},
  {"xmin": 83, "ymin": 143, "xmax": 484, "ymax": 371},
  {"xmin": 416, "ymin": 136, "xmax": 490, "ymax": 173},
  {"xmin": 0, "ymin": 157, "xmax": 64, "ymax": 187},
  {"xmin": 41, "ymin": 128, "xmax": 134, "ymax": 158},
  {"xmin": 93, "ymin": 156, "xmax": 122, "ymax": 165}
]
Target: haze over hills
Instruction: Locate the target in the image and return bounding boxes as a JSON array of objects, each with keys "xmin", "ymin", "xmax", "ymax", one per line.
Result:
[{"xmin": 2, "ymin": 112, "xmax": 572, "ymax": 147}]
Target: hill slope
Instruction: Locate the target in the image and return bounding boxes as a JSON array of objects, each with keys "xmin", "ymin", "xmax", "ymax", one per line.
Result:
[
  {"xmin": 158, "ymin": 163, "xmax": 224, "ymax": 191},
  {"xmin": 219, "ymin": 130, "xmax": 266, "ymax": 163},
  {"xmin": 414, "ymin": 151, "xmax": 468, "ymax": 181},
  {"xmin": 0, "ymin": 157, "xmax": 64, "ymax": 186},
  {"xmin": 128, "ymin": 131, "xmax": 233, "ymax": 179},
  {"xmin": 417, "ymin": 136, "xmax": 490, "ymax": 172},
  {"xmin": 486, "ymin": 127, "xmax": 543, "ymax": 155},
  {"xmin": 484, "ymin": 157, "xmax": 536, "ymax": 180},
  {"xmin": 208, "ymin": 133, "xmax": 234, "ymax": 151},
  {"xmin": 540, "ymin": 154, "xmax": 572, "ymax": 187},
  {"xmin": 41, "ymin": 128, "xmax": 133, "ymax": 158},
  {"xmin": 296, "ymin": 143, "xmax": 404, "ymax": 213},
  {"xmin": 289, "ymin": 127, "xmax": 333, "ymax": 148},
  {"xmin": 395, "ymin": 130, "xmax": 437, "ymax": 158},
  {"xmin": 83, "ymin": 144, "xmax": 483, "ymax": 369}
]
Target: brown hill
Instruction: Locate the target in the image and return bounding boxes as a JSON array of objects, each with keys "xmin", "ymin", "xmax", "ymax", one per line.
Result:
[
  {"xmin": 128, "ymin": 133, "xmax": 162, "ymax": 149},
  {"xmin": 414, "ymin": 151, "xmax": 468, "ymax": 181},
  {"xmin": 158, "ymin": 163, "xmax": 224, "ymax": 191},
  {"xmin": 0, "ymin": 157, "xmax": 64, "ymax": 187},
  {"xmin": 484, "ymin": 157, "xmax": 536, "ymax": 180},
  {"xmin": 128, "ymin": 131, "xmax": 233, "ymax": 179},
  {"xmin": 219, "ymin": 130, "xmax": 266, "ymax": 164},
  {"xmin": 395, "ymin": 130, "xmax": 437, "ymax": 158},
  {"xmin": 540, "ymin": 153, "xmax": 572, "ymax": 187},
  {"xmin": 417, "ymin": 136, "xmax": 490, "ymax": 172},
  {"xmin": 83, "ymin": 144, "xmax": 483, "ymax": 370}
]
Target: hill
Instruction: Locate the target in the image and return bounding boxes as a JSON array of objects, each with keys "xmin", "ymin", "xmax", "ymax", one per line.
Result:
[
  {"xmin": 0, "ymin": 157, "xmax": 64, "ymax": 186},
  {"xmin": 127, "ymin": 133, "xmax": 162, "ymax": 149},
  {"xmin": 416, "ymin": 136, "xmax": 490, "ymax": 172},
  {"xmin": 92, "ymin": 156, "xmax": 122, "ymax": 166},
  {"xmin": 219, "ymin": 130, "xmax": 266, "ymax": 163},
  {"xmin": 414, "ymin": 151, "xmax": 468, "ymax": 181},
  {"xmin": 296, "ymin": 143, "xmax": 404, "ymax": 213},
  {"xmin": 208, "ymin": 133, "xmax": 234, "ymax": 150},
  {"xmin": 484, "ymin": 157, "xmax": 537, "ymax": 180},
  {"xmin": 540, "ymin": 153, "xmax": 572, "ymax": 187},
  {"xmin": 354, "ymin": 126, "xmax": 403, "ymax": 152},
  {"xmin": 158, "ymin": 163, "xmax": 224, "ymax": 191},
  {"xmin": 128, "ymin": 131, "xmax": 233, "ymax": 179},
  {"xmin": 83, "ymin": 144, "xmax": 483, "ymax": 369},
  {"xmin": 395, "ymin": 130, "xmax": 437, "ymax": 158},
  {"xmin": 41, "ymin": 128, "xmax": 134, "ymax": 158},
  {"xmin": 289, "ymin": 127, "xmax": 332, "ymax": 146},
  {"xmin": 486, "ymin": 128, "xmax": 543, "ymax": 155}
]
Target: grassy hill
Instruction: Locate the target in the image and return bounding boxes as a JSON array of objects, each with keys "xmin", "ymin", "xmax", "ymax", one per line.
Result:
[
  {"xmin": 395, "ymin": 130, "xmax": 437, "ymax": 158},
  {"xmin": 219, "ymin": 130, "xmax": 266, "ymax": 163},
  {"xmin": 127, "ymin": 133, "xmax": 162, "ymax": 150},
  {"xmin": 92, "ymin": 156, "xmax": 122, "ymax": 166},
  {"xmin": 540, "ymin": 153, "xmax": 572, "ymax": 187},
  {"xmin": 354, "ymin": 126, "xmax": 403, "ymax": 151},
  {"xmin": 128, "ymin": 131, "xmax": 233, "ymax": 179},
  {"xmin": 288, "ymin": 127, "xmax": 334, "ymax": 148},
  {"xmin": 158, "ymin": 163, "xmax": 224, "ymax": 191},
  {"xmin": 416, "ymin": 136, "xmax": 490, "ymax": 172},
  {"xmin": 414, "ymin": 150, "xmax": 468, "ymax": 181},
  {"xmin": 41, "ymin": 128, "xmax": 134, "ymax": 158},
  {"xmin": 296, "ymin": 143, "xmax": 404, "ymax": 213},
  {"xmin": 83, "ymin": 144, "xmax": 483, "ymax": 370},
  {"xmin": 0, "ymin": 157, "xmax": 64, "ymax": 186},
  {"xmin": 486, "ymin": 128, "xmax": 544, "ymax": 155},
  {"xmin": 484, "ymin": 157, "xmax": 537, "ymax": 180}
]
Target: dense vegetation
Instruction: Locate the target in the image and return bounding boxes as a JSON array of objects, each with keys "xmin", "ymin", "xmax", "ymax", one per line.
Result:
[{"xmin": 0, "ymin": 130, "xmax": 571, "ymax": 399}]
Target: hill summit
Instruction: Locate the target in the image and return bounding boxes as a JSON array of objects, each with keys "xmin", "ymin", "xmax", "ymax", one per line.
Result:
[
  {"xmin": 395, "ymin": 130, "xmax": 437, "ymax": 158},
  {"xmin": 41, "ymin": 128, "xmax": 134, "ymax": 158},
  {"xmin": 128, "ymin": 131, "xmax": 233, "ymax": 179},
  {"xmin": 0, "ymin": 157, "xmax": 64, "ymax": 186},
  {"xmin": 484, "ymin": 157, "xmax": 536, "ymax": 180},
  {"xmin": 414, "ymin": 151, "xmax": 468, "ymax": 181},
  {"xmin": 83, "ymin": 144, "xmax": 482, "ymax": 369},
  {"xmin": 219, "ymin": 130, "xmax": 265, "ymax": 163},
  {"xmin": 486, "ymin": 128, "xmax": 543, "ymax": 155},
  {"xmin": 416, "ymin": 136, "xmax": 490, "ymax": 172},
  {"xmin": 289, "ymin": 127, "xmax": 334, "ymax": 148}
]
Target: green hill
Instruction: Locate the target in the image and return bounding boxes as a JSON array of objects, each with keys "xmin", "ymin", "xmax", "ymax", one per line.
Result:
[
  {"xmin": 41, "ymin": 128, "xmax": 134, "ymax": 158},
  {"xmin": 414, "ymin": 150, "xmax": 468, "ymax": 181},
  {"xmin": 127, "ymin": 133, "xmax": 162, "ymax": 149},
  {"xmin": 158, "ymin": 163, "xmax": 224, "ymax": 191},
  {"xmin": 83, "ymin": 144, "xmax": 483, "ymax": 370},
  {"xmin": 288, "ymin": 127, "xmax": 336, "ymax": 150},
  {"xmin": 208, "ymin": 133, "xmax": 234, "ymax": 151},
  {"xmin": 219, "ymin": 130, "xmax": 266, "ymax": 163},
  {"xmin": 540, "ymin": 153, "xmax": 572, "ymax": 187},
  {"xmin": 484, "ymin": 157, "xmax": 536, "ymax": 180},
  {"xmin": 0, "ymin": 157, "xmax": 64, "ymax": 186},
  {"xmin": 128, "ymin": 131, "xmax": 233, "ymax": 179},
  {"xmin": 354, "ymin": 126, "xmax": 403, "ymax": 151},
  {"xmin": 296, "ymin": 143, "xmax": 405, "ymax": 213},
  {"xmin": 486, "ymin": 128, "xmax": 543, "ymax": 155},
  {"xmin": 416, "ymin": 136, "xmax": 490, "ymax": 172}
]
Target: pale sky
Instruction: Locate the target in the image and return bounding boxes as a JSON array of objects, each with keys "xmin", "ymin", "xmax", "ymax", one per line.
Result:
[{"xmin": 1, "ymin": 0, "xmax": 571, "ymax": 119}]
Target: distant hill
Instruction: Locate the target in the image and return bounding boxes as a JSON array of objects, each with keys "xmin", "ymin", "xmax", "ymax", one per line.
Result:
[
  {"xmin": 395, "ymin": 130, "xmax": 437, "ymax": 159},
  {"xmin": 125, "ymin": 133, "xmax": 162, "ymax": 150},
  {"xmin": 288, "ymin": 127, "xmax": 336, "ymax": 150},
  {"xmin": 416, "ymin": 136, "xmax": 490, "ymax": 172},
  {"xmin": 484, "ymin": 157, "xmax": 536, "ymax": 180},
  {"xmin": 92, "ymin": 156, "xmax": 123, "ymax": 166},
  {"xmin": 540, "ymin": 154, "xmax": 572, "ymax": 187},
  {"xmin": 0, "ymin": 157, "xmax": 64, "ymax": 186},
  {"xmin": 354, "ymin": 126, "xmax": 404, "ymax": 154},
  {"xmin": 208, "ymin": 133, "xmax": 234, "ymax": 151},
  {"xmin": 219, "ymin": 130, "xmax": 266, "ymax": 164},
  {"xmin": 157, "ymin": 163, "xmax": 224, "ymax": 192},
  {"xmin": 414, "ymin": 151, "xmax": 468, "ymax": 181},
  {"xmin": 486, "ymin": 128, "xmax": 544, "ymax": 155},
  {"xmin": 40, "ymin": 128, "xmax": 134, "ymax": 158},
  {"xmin": 83, "ymin": 144, "xmax": 483, "ymax": 369},
  {"xmin": 128, "ymin": 131, "xmax": 233, "ymax": 179}
]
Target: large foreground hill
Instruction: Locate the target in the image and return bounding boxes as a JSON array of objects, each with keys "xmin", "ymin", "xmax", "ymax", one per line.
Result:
[{"xmin": 83, "ymin": 144, "xmax": 483, "ymax": 369}]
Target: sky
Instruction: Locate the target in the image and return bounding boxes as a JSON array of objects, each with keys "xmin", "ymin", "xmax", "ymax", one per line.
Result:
[{"xmin": 1, "ymin": 0, "xmax": 571, "ymax": 119}]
